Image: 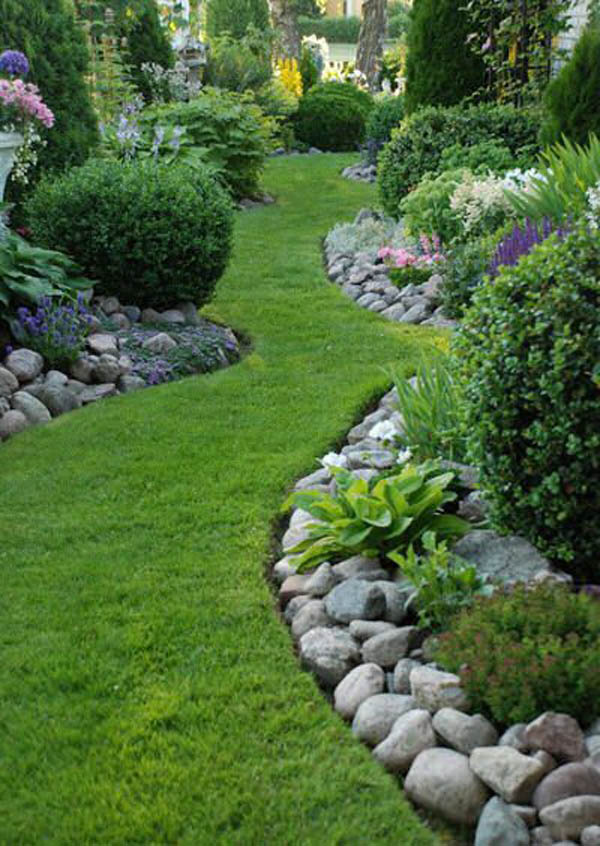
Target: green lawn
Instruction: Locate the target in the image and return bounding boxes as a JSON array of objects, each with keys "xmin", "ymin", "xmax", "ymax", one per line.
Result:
[{"xmin": 0, "ymin": 154, "xmax": 444, "ymax": 844}]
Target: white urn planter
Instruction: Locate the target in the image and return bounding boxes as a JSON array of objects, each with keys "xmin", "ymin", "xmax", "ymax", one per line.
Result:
[{"xmin": 0, "ymin": 131, "xmax": 23, "ymax": 201}]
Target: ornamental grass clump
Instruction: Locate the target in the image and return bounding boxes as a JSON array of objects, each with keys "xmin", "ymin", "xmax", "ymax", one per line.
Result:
[
  {"xmin": 455, "ymin": 224, "xmax": 600, "ymax": 576},
  {"xmin": 435, "ymin": 584, "xmax": 600, "ymax": 727}
]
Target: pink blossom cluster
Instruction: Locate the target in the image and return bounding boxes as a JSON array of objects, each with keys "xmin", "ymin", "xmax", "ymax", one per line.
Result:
[
  {"xmin": 378, "ymin": 234, "xmax": 445, "ymax": 269},
  {"xmin": 0, "ymin": 78, "xmax": 54, "ymax": 128}
]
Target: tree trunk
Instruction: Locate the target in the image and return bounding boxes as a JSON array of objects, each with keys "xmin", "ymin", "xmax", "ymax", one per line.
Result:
[
  {"xmin": 268, "ymin": 0, "xmax": 301, "ymax": 59},
  {"xmin": 356, "ymin": 0, "xmax": 387, "ymax": 90}
]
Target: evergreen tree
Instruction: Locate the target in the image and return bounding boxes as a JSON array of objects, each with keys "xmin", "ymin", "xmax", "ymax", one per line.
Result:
[
  {"xmin": 404, "ymin": 0, "xmax": 485, "ymax": 113},
  {"xmin": 542, "ymin": 24, "xmax": 600, "ymax": 145},
  {"xmin": 206, "ymin": 0, "xmax": 270, "ymax": 41},
  {"xmin": 0, "ymin": 0, "xmax": 98, "ymax": 175},
  {"xmin": 117, "ymin": 0, "xmax": 174, "ymax": 101}
]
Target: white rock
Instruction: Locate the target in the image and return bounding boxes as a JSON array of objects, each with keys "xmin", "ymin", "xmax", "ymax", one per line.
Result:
[
  {"xmin": 433, "ymin": 708, "xmax": 498, "ymax": 755},
  {"xmin": 298, "ymin": 627, "xmax": 360, "ymax": 688},
  {"xmin": 470, "ymin": 746, "xmax": 546, "ymax": 804},
  {"xmin": 410, "ymin": 665, "xmax": 469, "ymax": 713},
  {"xmin": 291, "ymin": 600, "xmax": 332, "ymax": 640},
  {"xmin": 404, "ymin": 748, "xmax": 489, "ymax": 825},
  {"xmin": 334, "ymin": 663, "xmax": 385, "ymax": 721},
  {"xmin": 373, "ymin": 709, "xmax": 437, "ymax": 773},
  {"xmin": 361, "ymin": 627, "xmax": 417, "ymax": 667},
  {"xmin": 352, "ymin": 693, "xmax": 417, "ymax": 746}
]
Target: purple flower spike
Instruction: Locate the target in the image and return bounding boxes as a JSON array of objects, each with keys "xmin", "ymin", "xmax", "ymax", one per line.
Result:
[{"xmin": 0, "ymin": 50, "xmax": 30, "ymax": 77}]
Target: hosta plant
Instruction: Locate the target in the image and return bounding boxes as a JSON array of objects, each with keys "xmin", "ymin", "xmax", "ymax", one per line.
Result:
[
  {"xmin": 283, "ymin": 461, "xmax": 471, "ymax": 572},
  {"xmin": 389, "ymin": 531, "xmax": 492, "ymax": 632}
]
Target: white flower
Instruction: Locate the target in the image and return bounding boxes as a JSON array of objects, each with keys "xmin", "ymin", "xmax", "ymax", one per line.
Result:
[
  {"xmin": 319, "ymin": 452, "xmax": 348, "ymax": 469},
  {"xmin": 396, "ymin": 448, "xmax": 412, "ymax": 465},
  {"xmin": 369, "ymin": 420, "xmax": 398, "ymax": 441}
]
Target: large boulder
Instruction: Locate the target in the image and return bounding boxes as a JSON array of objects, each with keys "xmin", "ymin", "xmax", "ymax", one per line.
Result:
[
  {"xmin": 404, "ymin": 748, "xmax": 489, "ymax": 825},
  {"xmin": 361, "ymin": 627, "xmax": 417, "ymax": 667},
  {"xmin": 4, "ymin": 348, "xmax": 43, "ymax": 382},
  {"xmin": 10, "ymin": 391, "xmax": 51, "ymax": 425},
  {"xmin": 0, "ymin": 365, "xmax": 19, "ymax": 398},
  {"xmin": 453, "ymin": 530, "xmax": 567, "ymax": 585}
]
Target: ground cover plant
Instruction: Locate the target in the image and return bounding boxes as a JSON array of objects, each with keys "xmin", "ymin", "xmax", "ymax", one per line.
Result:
[{"xmin": 0, "ymin": 154, "xmax": 440, "ymax": 845}]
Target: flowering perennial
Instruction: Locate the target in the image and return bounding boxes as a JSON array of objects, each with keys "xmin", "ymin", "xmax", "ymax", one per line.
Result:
[
  {"xmin": 0, "ymin": 50, "xmax": 29, "ymax": 77},
  {"xmin": 488, "ymin": 217, "xmax": 569, "ymax": 278},
  {"xmin": 16, "ymin": 295, "xmax": 92, "ymax": 366},
  {"xmin": 0, "ymin": 78, "xmax": 54, "ymax": 129}
]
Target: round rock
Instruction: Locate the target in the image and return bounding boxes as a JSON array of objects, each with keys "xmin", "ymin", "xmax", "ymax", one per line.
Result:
[
  {"xmin": 525, "ymin": 712, "xmax": 586, "ymax": 763},
  {"xmin": 404, "ymin": 748, "xmax": 489, "ymax": 825},
  {"xmin": 324, "ymin": 579, "xmax": 386, "ymax": 623},
  {"xmin": 361, "ymin": 627, "xmax": 417, "ymax": 667},
  {"xmin": 35, "ymin": 385, "xmax": 81, "ymax": 417},
  {"xmin": 582, "ymin": 825, "xmax": 600, "ymax": 846},
  {"xmin": 4, "ymin": 348, "xmax": 43, "ymax": 382},
  {"xmin": 539, "ymin": 796, "xmax": 600, "ymax": 841},
  {"xmin": 0, "ymin": 409, "xmax": 29, "ymax": 439},
  {"xmin": 141, "ymin": 332, "xmax": 177, "ymax": 354},
  {"xmin": 0, "ymin": 365, "xmax": 19, "ymax": 397},
  {"xmin": 291, "ymin": 599, "xmax": 332, "ymax": 640},
  {"xmin": 393, "ymin": 658, "xmax": 422, "ymax": 694},
  {"xmin": 334, "ymin": 663, "xmax": 385, "ymax": 721},
  {"xmin": 533, "ymin": 763, "xmax": 600, "ymax": 811},
  {"xmin": 298, "ymin": 626, "xmax": 360, "ymax": 688},
  {"xmin": 433, "ymin": 708, "xmax": 498, "ymax": 755},
  {"xmin": 410, "ymin": 665, "xmax": 469, "ymax": 713},
  {"xmin": 352, "ymin": 693, "xmax": 417, "ymax": 746},
  {"xmin": 475, "ymin": 796, "xmax": 530, "ymax": 846},
  {"xmin": 10, "ymin": 391, "xmax": 51, "ymax": 425},
  {"xmin": 373, "ymin": 708, "xmax": 437, "ymax": 774}
]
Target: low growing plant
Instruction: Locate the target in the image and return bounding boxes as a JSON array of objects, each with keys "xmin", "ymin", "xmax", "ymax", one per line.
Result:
[
  {"xmin": 391, "ymin": 355, "xmax": 466, "ymax": 464},
  {"xmin": 389, "ymin": 531, "xmax": 492, "ymax": 631},
  {"xmin": 283, "ymin": 461, "xmax": 471, "ymax": 571},
  {"xmin": 399, "ymin": 168, "xmax": 467, "ymax": 244},
  {"xmin": 435, "ymin": 585, "xmax": 600, "ymax": 727},
  {"xmin": 13, "ymin": 294, "xmax": 92, "ymax": 366}
]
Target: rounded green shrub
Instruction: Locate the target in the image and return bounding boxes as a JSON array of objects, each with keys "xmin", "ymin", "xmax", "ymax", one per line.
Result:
[
  {"xmin": 378, "ymin": 104, "xmax": 540, "ymax": 217},
  {"xmin": 435, "ymin": 585, "xmax": 600, "ymax": 727},
  {"xmin": 0, "ymin": 0, "xmax": 98, "ymax": 191},
  {"xmin": 542, "ymin": 25, "xmax": 600, "ymax": 146},
  {"xmin": 294, "ymin": 82, "xmax": 373, "ymax": 152},
  {"xmin": 364, "ymin": 94, "xmax": 405, "ymax": 164},
  {"xmin": 399, "ymin": 168, "xmax": 467, "ymax": 244},
  {"xmin": 26, "ymin": 159, "xmax": 234, "ymax": 311},
  {"xmin": 405, "ymin": 0, "xmax": 485, "ymax": 114},
  {"xmin": 455, "ymin": 225, "xmax": 600, "ymax": 575}
]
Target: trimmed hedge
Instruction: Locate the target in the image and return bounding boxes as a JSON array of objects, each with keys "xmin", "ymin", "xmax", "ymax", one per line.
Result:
[
  {"xmin": 294, "ymin": 82, "xmax": 373, "ymax": 152},
  {"xmin": 26, "ymin": 159, "xmax": 234, "ymax": 311},
  {"xmin": 142, "ymin": 89, "xmax": 268, "ymax": 199},
  {"xmin": 378, "ymin": 103, "xmax": 540, "ymax": 217},
  {"xmin": 455, "ymin": 224, "xmax": 600, "ymax": 576}
]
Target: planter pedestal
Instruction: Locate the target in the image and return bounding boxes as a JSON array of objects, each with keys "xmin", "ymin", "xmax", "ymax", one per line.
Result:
[{"xmin": 0, "ymin": 131, "xmax": 23, "ymax": 202}]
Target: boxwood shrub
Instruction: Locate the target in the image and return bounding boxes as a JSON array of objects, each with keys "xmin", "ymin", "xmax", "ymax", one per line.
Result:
[
  {"xmin": 435, "ymin": 585, "xmax": 600, "ymax": 727},
  {"xmin": 455, "ymin": 225, "xmax": 600, "ymax": 576},
  {"xmin": 378, "ymin": 104, "xmax": 540, "ymax": 217},
  {"xmin": 143, "ymin": 88, "xmax": 269, "ymax": 199},
  {"xmin": 364, "ymin": 94, "xmax": 405, "ymax": 164},
  {"xmin": 294, "ymin": 82, "xmax": 373, "ymax": 152},
  {"xmin": 26, "ymin": 159, "xmax": 234, "ymax": 311}
]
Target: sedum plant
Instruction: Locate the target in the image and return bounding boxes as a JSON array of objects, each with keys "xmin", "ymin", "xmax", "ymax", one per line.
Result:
[
  {"xmin": 389, "ymin": 531, "xmax": 492, "ymax": 632},
  {"xmin": 283, "ymin": 461, "xmax": 471, "ymax": 572}
]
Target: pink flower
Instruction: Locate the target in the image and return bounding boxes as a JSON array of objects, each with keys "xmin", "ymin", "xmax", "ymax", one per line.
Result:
[{"xmin": 0, "ymin": 78, "xmax": 54, "ymax": 128}]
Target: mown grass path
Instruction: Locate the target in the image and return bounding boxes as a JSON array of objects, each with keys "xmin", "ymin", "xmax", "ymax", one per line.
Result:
[{"xmin": 0, "ymin": 155, "xmax": 441, "ymax": 844}]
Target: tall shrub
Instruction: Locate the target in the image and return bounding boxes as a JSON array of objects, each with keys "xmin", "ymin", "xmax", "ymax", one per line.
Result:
[
  {"xmin": 542, "ymin": 25, "xmax": 600, "ymax": 146},
  {"xmin": 0, "ymin": 0, "xmax": 98, "ymax": 178},
  {"xmin": 404, "ymin": 0, "xmax": 485, "ymax": 113},
  {"xmin": 118, "ymin": 0, "xmax": 174, "ymax": 102},
  {"xmin": 206, "ymin": 0, "xmax": 270, "ymax": 41}
]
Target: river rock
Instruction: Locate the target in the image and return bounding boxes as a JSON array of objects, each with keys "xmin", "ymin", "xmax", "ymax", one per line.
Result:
[
  {"xmin": 117, "ymin": 375, "xmax": 146, "ymax": 393},
  {"xmin": 0, "ymin": 409, "xmax": 28, "ymax": 439},
  {"xmin": 304, "ymin": 562, "xmax": 337, "ymax": 597},
  {"xmin": 433, "ymin": 708, "xmax": 499, "ymax": 755},
  {"xmin": 279, "ymin": 574, "xmax": 311, "ymax": 607},
  {"xmin": 4, "ymin": 348, "xmax": 43, "ymax": 382},
  {"xmin": 371, "ymin": 580, "xmax": 408, "ymax": 624},
  {"xmin": 44, "ymin": 370, "xmax": 68, "ymax": 387},
  {"xmin": 35, "ymin": 385, "xmax": 81, "ymax": 417},
  {"xmin": 283, "ymin": 594, "xmax": 310, "ymax": 624},
  {"xmin": 362, "ymin": 627, "xmax": 417, "ymax": 667},
  {"xmin": 582, "ymin": 825, "xmax": 600, "ymax": 845},
  {"xmin": 331, "ymin": 556, "xmax": 384, "ymax": 581},
  {"xmin": 299, "ymin": 627, "xmax": 360, "ymax": 688},
  {"xmin": 87, "ymin": 333, "xmax": 119, "ymax": 356},
  {"xmin": 405, "ymin": 748, "xmax": 489, "ymax": 825},
  {"xmin": 142, "ymin": 332, "xmax": 177, "ymax": 354},
  {"xmin": 349, "ymin": 620, "xmax": 396, "ymax": 642},
  {"xmin": 452, "ymin": 530, "xmax": 563, "ymax": 586},
  {"xmin": 10, "ymin": 390, "xmax": 51, "ymax": 424},
  {"xmin": 539, "ymin": 796, "xmax": 600, "ymax": 841},
  {"xmin": 525, "ymin": 712, "xmax": 586, "ymax": 763},
  {"xmin": 474, "ymin": 796, "xmax": 531, "ymax": 846},
  {"xmin": 410, "ymin": 665, "xmax": 469, "ymax": 713},
  {"xmin": 334, "ymin": 663, "xmax": 385, "ymax": 720},
  {"xmin": 352, "ymin": 693, "xmax": 417, "ymax": 746},
  {"xmin": 499, "ymin": 723, "xmax": 529, "ymax": 753},
  {"xmin": 533, "ymin": 764, "xmax": 600, "ymax": 811},
  {"xmin": 373, "ymin": 708, "xmax": 437, "ymax": 774},
  {"xmin": 0, "ymin": 365, "xmax": 19, "ymax": 397},
  {"xmin": 470, "ymin": 746, "xmax": 546, "ymax": 803},
  {"xmin": 291, "ymin": 599, "xmax": 332, "ymax": 639},
  {"xmin": 70, "ymin": 356, "xmax": 95, "ymax": 384},
  {"xmin": 393, "ymin": 658, "xmax": 422, "ymax": 694},
  {"xmin": 324, "ymin": 580, "xmax": 386, "ymax": 623},
  {"xmin": 93, "ymin": 354, "xmax": 120, "ymax": 383}
]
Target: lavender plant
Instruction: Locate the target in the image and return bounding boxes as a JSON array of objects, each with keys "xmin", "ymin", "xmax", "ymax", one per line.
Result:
[
  {"xmin": 15, "ymin": 294, "xmax": 93, "ymax": 366},
  {"xmin": 488, "ymin": 217, "xmax": 568, "ymax": 279}
]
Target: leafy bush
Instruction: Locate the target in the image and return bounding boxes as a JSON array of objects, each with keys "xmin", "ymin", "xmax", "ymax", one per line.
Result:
[
  {"xmin": 506, "ymin": 134, "xmax": 600, "ymax": 225},
  {"xmin": 26, "ymin": 159, "xmax": 234, "ymax": 311},
  {"xmin": 299, "ymin": 45, "xmax": 319, "ymax": 93},
  {"xmin": 365, "ymin": 95, "xmax": 405, "ymax": 164},
  {"xmin": 206, "ymin": 0, "xmax": 270, "ymax": 41},
  {"xmin": 0, "ymin": 232, "xmax": 91, "ymax": 325},
  {"xmin": 404, "ymin": 0, "xmax": 485, "ymax": 114},
  {"xmin": 204, "ymin": 34, "xmax": 272, "ymax": 93},
  {"xmin": 142, "ymin": 89, "xmax": 269, "ymax": 198},
  {"xmin": 378, "ymin": 104, "xmax": 540, "ymax": 216},
  {"xmin": 542, "ymin": 25, "xmax": 600, "ymax": 146},
  {"xmin": 0, "ymin": 0, "xmax": 98, "ymax": 201},
  {"xmin": 400, "ymin": 168, "xmax": 467, "ymax": 244},
  {"xmin": 390, "ymin": 532, "xmax": 491, "ymax": 631},
  {"xmin": 298, "ymin": 15, "xmax": 361, "ymax": 43},
  {"xmin": 440, "ymin": 234, "xmax": 498, "ymax": 319},
  {"xmin": 283, "ymin": 461, "xmax": 471, "ymax": 571},
  {"xmin": 391, "ymin": 355, "xmax": 467, "ymax": 464},
  {"xmin": 455, "ymin": 224, "xmax": 600, "ymax": 575},
  {"xmin": 294, "ymin": 82, "xmax": 373, "ymax": 152},
  {"xmin": 440, "ymin": 141, "xmax": 518, "ymax": 175},
  {"xmin": 435, "ymin": 585, "xmax": 600, "ymax": 727}
]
